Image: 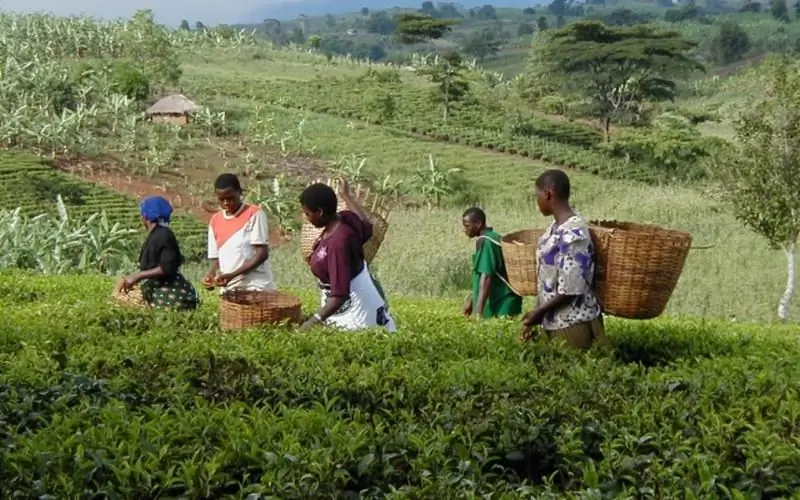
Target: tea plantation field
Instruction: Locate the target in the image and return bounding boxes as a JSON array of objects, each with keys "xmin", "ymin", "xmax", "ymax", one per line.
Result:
[
  {"xmin": 0, "ymin": 153, "xmax": 207, "ymax": 256},
  {"xmin": 1, "ymin": 271, "xmax": 798, "ymax": 498}
]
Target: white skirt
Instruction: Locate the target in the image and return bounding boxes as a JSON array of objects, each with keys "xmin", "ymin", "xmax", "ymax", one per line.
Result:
[{"xmin": 318, "ymin": 262, "xmax": 396, "ymax": 332}]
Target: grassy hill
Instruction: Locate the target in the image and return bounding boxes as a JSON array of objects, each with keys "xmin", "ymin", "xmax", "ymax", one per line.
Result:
[{"xmin": 1, "ymin": 9, "xmax": 800, "ymax": 497}]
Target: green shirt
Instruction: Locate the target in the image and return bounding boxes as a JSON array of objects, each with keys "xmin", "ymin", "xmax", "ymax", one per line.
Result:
[{"xmin": 472, "ymin": 229, "xmax": 523, "ymax": 319}]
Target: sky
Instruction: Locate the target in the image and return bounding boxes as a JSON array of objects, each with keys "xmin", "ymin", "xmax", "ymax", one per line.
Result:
[{"xmin": 0, "ymin": 0, "xmax": 284, "ymax": 26}]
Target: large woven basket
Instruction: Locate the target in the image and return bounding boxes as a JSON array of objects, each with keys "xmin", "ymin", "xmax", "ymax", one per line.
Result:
[
  {"xmin": 589, "ymin": 220, "xmax": 692, "ymax": 320},
  {"xmin": 111, "ymin": 284, "xmax": 148, "ymax": 308},
  {"xmin": 500, "ymin": 229, "xmax": 545, "ymax": 296},
  {"xmin": 300, "ymin": 179, "xmax": 391, "ymax": 265},
  {"xmin": 500, "ymin": 227, "xmax": 606, "ymax": 297},
  {"xmin": 219, "ymin": 290, "xmax": 302, "ymax": 331}
]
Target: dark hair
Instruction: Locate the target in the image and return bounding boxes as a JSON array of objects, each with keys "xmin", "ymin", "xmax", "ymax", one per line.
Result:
[
  {"xmin": 214, "ymin": 173, "xmax": 242, "ymax": 192},
  {"xmin": 462, "ymin": 206, "xmax": 486, "ymax": 224},
  {"xmin": 299, "ymin": 183, "xmax": 338, "ymax": 215},
  {"xmin": 535, "ymin": 169, "xmax": 571, "ymax": 200}
]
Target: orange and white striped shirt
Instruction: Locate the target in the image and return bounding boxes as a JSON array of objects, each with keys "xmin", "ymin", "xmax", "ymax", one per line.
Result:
[{"xmin": 207, "ymin": 204, "xmax": 275, "ymax": 293}]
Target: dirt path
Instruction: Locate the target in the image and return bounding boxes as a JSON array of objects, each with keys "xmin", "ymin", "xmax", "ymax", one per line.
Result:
[{"xmin": 52, "ymin": 155, "xmax": 289, "ymax": 246}]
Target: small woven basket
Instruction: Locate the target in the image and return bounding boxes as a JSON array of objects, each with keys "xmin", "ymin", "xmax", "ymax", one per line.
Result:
[
  {"xmin": 501, "ymin": 229, "xmax": 545, "ymax": 296},
  {"xmin": 219, "ymin": 290, "xmax": 302, "ymax": 331},
  {"xmin": 300, "ymin": 179, "xmax": 391, "ymax": 265},
  {"xmin": 111, "ymin": 285, "xmax": 149, "ymax": 308},
  {"xmin": 589, "ymin": 220, "xmax": 692, "ymax": 320}
]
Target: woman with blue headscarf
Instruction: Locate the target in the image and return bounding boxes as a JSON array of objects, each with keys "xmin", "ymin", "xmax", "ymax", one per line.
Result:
[{"xmin": 117, "ymin": 196, "xmax": 199, "ymax": 310}]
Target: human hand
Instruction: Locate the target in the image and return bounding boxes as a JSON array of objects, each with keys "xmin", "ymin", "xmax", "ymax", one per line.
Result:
[
  {"xmin": 298, "ymin": 314, "xmax": 321, "ymax": 331},
  {"xmin": 202, "ymin": 274, "xmax": 216, "ymax": 290},
  {"xmin": 519, "ymin": 324, "xmax": 538, "ymax": 343},
  {"xmin": 215, "ymin": 273, "xmax": 235, "ymax": 286},
  {"xmin": 335, "ymin": 176, "xmax": 351, "ymax": 198},
  {"xmin": 462, "ymin": 300, "xmax": 473, "ymax": 317},
  {"xmin": 522, "ymin": 308, "xmax": 544, "ymax": 327},
  {"xmin": 119, "ymin": 274, "xmax": 138, "ymax": 293}
]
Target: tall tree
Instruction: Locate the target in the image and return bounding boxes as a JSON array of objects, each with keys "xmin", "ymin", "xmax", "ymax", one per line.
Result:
[
  {"xmin": 420, "ymin": 52, "xmax": 470, "ymax": 122},
  {"xmin": 713, "ymin": 55, "xmax": 800, "ymax": 322},
  {"xmin": 462, "ymin": 29, "xmax": 501, "ymax": 61},
  {"xmin": 393, "ymin": 13, "xmax": 460, "ymax": 45},
  {"xmin": 771, "ymin": 0, "xmax": 791, "ymax": 21},
  {"xmin": 710, "ymin": 21, "xmax": 750, "ymax": 65},
  {"xmin": 537, "ymin": 21, "xmax": 702, "ymax": 139}
]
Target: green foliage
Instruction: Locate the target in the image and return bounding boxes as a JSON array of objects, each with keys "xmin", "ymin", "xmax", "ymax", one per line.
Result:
[
  {"xmin": 1, "ymin": 272, "xmax": 800, "ymax": 496},
  {"xmin": 110, "ymin": 62, "xmax": 151, "ymax": 102},
  {"xmin": 710, "ymin": 21, "xmax": 751, "ymax": 65},
  {"xmin": 537, "ymin": 21, "xmax": 704, "ymax": 139},
  {"xmin": 600, "ymin": 127, "xmax": 725, "ymax": 181},
  {"xmin": 715, "ymin": 55, "xmax": 800, "ymax": 250},
  {"xmin": 420, "ymin": 52, "xmax": 470, "ymax": 122},
  {"xmin": 771, "ymin": 0, "xmax": 791, "ymax": 22},
  {"xmin": 393, "ymin": 13, "xmax": 461, "ymax": 44},
  {"xmin": 0, "ymin": 152, "xmax": 207, "ymax": 263},
  {"xmin": 307, "ymin": 34, "xmax": 321, "ymax": 49},
  {"xmin": 461, "ymin": 28, "xmax": 502, "ymax": 62}
]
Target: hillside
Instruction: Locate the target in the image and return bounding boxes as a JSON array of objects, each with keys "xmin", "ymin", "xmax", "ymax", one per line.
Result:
[
  {"xmin": 1, "ymin": 8, "xmax": 800, "ymax": 497},
  {"xmin": 247, "ymin": 0, "xmax": 546, "ymax": 20}
]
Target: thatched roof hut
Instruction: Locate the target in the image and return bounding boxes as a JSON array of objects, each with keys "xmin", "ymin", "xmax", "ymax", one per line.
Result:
[{"xmin": 146, "ymin": 94, "xmax": 202, "ymax": 125}]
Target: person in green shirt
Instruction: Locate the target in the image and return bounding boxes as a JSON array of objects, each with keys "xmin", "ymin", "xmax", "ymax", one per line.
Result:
[{"xmin": 461, "ymin": 207, "xmax": 523, "ymax": 319}]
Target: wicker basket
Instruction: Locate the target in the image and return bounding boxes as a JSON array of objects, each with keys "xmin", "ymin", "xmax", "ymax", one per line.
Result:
[
  {"xmin": 500, "ymin": 229, "xmax": 545, "ymax": 296},
  {"xmin": 219, "ymin": 290, "xmax": 302, "ymax": 331},
  {"xmin": 589, "ymin": 220, "xmax": 692, "ymax": 320},
  {"xmin": 111, "ymin": 284, "xmax": 149, "ymax": 308},
  {"xmin": 500, "ymin": 227, "xmax": 606, "ymax": 297},
  {"xmin": 300, "ymin": 179, "xmax": 391, "ymax": 265}
]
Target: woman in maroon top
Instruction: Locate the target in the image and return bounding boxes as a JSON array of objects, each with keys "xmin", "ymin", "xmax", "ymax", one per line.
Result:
[{"xmin": 298, "ymin": 180, "xmax": 396, "ymax": 332}]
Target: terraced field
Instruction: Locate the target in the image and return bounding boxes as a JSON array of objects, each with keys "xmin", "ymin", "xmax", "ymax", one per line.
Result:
[{"xmin": 0, "ymin": 152, "xmax": 208, "ymax": 258}]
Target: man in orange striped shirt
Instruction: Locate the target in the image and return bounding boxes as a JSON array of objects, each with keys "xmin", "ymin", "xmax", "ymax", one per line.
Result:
[{"xmin": 203, "ymin": 174, "xmax": 276, "ymax": 293}]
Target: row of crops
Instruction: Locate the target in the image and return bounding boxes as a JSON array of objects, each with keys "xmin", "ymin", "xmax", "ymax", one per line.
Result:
[
  {"xmin": 0, "ymin": 153, "xmax": 208, "ymax": 260},
  {"xmin": 2, "ymin": 273, "xmax": 799, "ymax": 497},
  {"xmin": 200, "ymin": 76, "xmax": 673, "ymax": 184}
]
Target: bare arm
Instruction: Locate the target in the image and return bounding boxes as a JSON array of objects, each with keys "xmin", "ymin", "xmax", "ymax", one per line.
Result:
[{"xmin": 475, "ymin": 274, "xmax": 492, "ymax": 317}]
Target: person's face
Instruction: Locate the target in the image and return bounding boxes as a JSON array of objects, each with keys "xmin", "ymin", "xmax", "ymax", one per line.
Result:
[
  {"xmin": 535, "ymin": 186, "xmax": 553, "ymax": 217},
  {"xmin": 302, "ymin": 204, "xmax": 325, "ymax": 228},
  {"xmin": 462, "ymin": 216, "xmax": 482, "ymax": 238},
  {"xmin": 216, "ymin": 187, "xmax": 242, "ymax": 215}
]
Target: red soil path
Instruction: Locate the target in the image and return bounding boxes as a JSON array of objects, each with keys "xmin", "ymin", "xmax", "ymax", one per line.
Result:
[{"xmin": 52, "ymin": 156, "xmax": 288, "ymax": 246}]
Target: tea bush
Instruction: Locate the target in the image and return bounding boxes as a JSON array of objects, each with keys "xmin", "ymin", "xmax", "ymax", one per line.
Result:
[{"xmin": 1, "ymin": 270, "xmax": 798, "ymax": 498}]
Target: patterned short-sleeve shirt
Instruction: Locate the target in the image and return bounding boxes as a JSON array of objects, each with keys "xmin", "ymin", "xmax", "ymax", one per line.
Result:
[{"xmin": 537, "ymin": 215, "xmax": 601, "ymax": 330}]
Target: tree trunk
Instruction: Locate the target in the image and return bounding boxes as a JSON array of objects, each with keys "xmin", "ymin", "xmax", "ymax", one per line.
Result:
[
  {"xmin": 602, "ymin": 117, "xmax": 612, "ymax": 142},
  {"xmin": 778, "ymin": 242, "xmax": 797, "ymax": 322}
]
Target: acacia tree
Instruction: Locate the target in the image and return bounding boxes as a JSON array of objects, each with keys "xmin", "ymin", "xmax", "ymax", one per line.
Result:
[
  {"xmin": 393, "ymin": 12, "xmax": 460, "ymax": 45},
  {"xmin": 537, "ymin": 21, "xmax": 702, "ymax": 140},
  {"xmin": 714, "ymin": 56, "xmax": 800, "ymax": 322}
]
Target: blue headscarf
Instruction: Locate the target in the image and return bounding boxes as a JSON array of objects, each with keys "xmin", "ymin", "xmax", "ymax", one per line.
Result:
[{"xmin": 139, "ymin": 196, "xmax": 173, "ymax": 225}]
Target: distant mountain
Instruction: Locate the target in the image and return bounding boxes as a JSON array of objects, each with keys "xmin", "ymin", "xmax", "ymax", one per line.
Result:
[{"xmin": 247, "ymin": 0, "xmax": 541, "ymax": 22}]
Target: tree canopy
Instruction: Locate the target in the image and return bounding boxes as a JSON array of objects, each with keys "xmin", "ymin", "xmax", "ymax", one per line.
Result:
[
  {"xmin": 536, "ymin": 21, "xmax": 703, "ymax": 138},
  {"xmin": 714, "ymin": 55, "xmax": 800, "ymax": 321},
  {"xmin": 393, "ymin": 13, "xmax": 460, "ymax": 45}
]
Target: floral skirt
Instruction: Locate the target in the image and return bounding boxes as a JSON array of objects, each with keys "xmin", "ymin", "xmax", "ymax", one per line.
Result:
[{"xmin": 140, "ymin": 274, "xmax": 199, "ymax": 310}]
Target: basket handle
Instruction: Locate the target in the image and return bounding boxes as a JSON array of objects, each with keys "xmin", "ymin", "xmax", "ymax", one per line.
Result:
[{"xmin": 475, "ymin": 235, "xmax": 528, "ymax": 297}]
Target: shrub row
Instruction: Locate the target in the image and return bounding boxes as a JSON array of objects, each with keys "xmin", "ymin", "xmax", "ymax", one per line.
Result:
[{"xmin": 1, "ymin": 272, "xmax": 798, "ymax": 498}]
